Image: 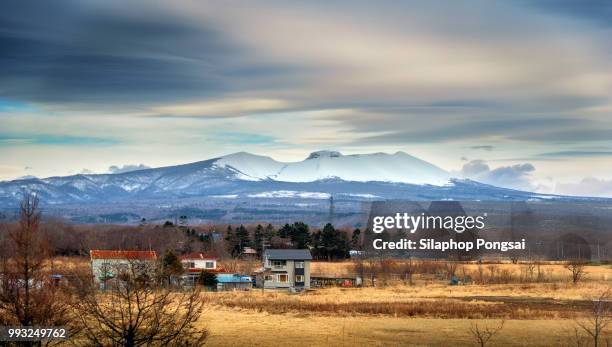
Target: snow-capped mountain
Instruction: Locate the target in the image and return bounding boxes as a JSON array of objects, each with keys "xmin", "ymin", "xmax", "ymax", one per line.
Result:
[
  {"xmin": 214, "ymin": 150, "xmax": 451, "ymax": 185},
  {"xmin": 0, "ymin": 150, "xmax": 601, "ymax": 225}
]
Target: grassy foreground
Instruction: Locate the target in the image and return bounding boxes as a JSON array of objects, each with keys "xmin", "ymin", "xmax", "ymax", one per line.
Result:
[
  {"xmin": 203, "ymin": 309, "xmax": 577, "ymax": 346},
  {"xmin": 198, "ymin": 262, "xmax": 611, "ymax": 346}
]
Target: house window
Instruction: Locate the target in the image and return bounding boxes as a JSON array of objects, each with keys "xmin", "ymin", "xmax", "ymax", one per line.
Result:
[
  {"xmin": 271, "ymin": 260, "xmax": 286, "ymax": 269},
  {"xmin": 264, "ymin": 275, "xmax": 274, "ymax": 281},
  {"xmin": 205, "ymin": 261, "xmax": 214, "ymax": 269},
  {"xmin": 295, "ymin": 261, "xmax": 304, "ymax": 269},
  {"xmin": 277, "ymin": 274, "xmax": 288, "ymax": 283},
  {"xmin": 295, "ymin": 275, "xmax": 305, "ymax": 282}
]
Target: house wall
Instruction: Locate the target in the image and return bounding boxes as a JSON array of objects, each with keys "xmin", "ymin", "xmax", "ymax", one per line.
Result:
[
  {"xmin": 181, "ymin": 259, "xmax": 216, "ymax": 270},
  {"xmin": 262, "ymin": 259, "xmax": 310, "ymax": 289}
]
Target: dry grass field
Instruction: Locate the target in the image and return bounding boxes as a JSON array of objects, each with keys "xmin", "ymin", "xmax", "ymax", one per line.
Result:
[
  {"xmin": 196, "ymin": 261, "xmax": 611, "ymax": 346},
  {"xmin": 52, "ymin": 257, "xmax": 611, "ymax": 346},
  {"xmin": 203, "ymin": 310, "xmax": 580, "ymax": 346},
  {"xmin": 199, "ymin": 282, "xmax": 611, "ymax": 346}
]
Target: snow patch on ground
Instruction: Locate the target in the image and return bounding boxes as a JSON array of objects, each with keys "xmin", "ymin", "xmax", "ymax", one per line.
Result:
[
  {"xmin": 209, "ymin": 194, "xmax": 238, "ymax": 198},
  {"xmin": 339, "ymin": 193, "xmax": 381, "ymax": 199},
  {"xmin": 247, "ymin": 190, "xmax": 330, "ymax": 199}
]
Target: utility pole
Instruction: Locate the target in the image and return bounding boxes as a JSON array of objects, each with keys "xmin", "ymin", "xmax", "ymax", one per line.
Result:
[
  {"xmin": 328, "ymin": 195, "xmax": 335, "ymax": 225},
  {"xmin": 261, "ymin": 237, "xmax": 270, "ymax": 295}
]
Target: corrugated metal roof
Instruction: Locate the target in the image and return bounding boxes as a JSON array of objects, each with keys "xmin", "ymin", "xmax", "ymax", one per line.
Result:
[
  {"xmin": 90, "ymin": 250, "xmax": 157, "ymax": 260},
  {"xmin": 264, "ymin": 249, "xmax": 312, "ymax": 260},
  {"xmin": 217, "ymin": 273, "xmax": 252, "ymax": 283}
]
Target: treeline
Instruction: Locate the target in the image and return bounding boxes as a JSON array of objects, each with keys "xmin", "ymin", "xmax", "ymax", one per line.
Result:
[
  {"xmin": 1, "ymin": 217, "xmax": 363, "ymax": 261},
  {"xmin": 224, "ymin": 222, "xmax": 362, "ymax": 260}
]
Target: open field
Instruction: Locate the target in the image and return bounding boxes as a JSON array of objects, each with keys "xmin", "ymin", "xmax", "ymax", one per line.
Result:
[
  {"xmin": 215, "ymin": 260, "xmax": 610, "ymax": 346},
  {"xmin": 203, "ymin": 309, "xmax": 586, "ymax": 346},
  {"xmin": 49, "ymin": 258, "xmax": 611, "ymax": 345},
  {"xmin": 198, "ymin": 277, "xmax": 611, "ymax": 346},
  {"xmin": 311, "ymin": 261, "xmax": 612, "ymax": 283}
]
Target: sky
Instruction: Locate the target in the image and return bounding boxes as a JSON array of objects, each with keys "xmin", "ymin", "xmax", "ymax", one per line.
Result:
[{"xmin": 1, "ymin": 0, "xmax": 611, "ymax": 197}]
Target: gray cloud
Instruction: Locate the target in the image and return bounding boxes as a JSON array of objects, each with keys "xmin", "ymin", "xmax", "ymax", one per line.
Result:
[
  {"xmin": 526, "ymin": 0, "xmax": 612, "ymax": 27},
  {"xmin": 1, "ymin": 0, "xmax": 612, "ymax": 192},
  {"xmin": 108, "ymin": 164, "xmax": 150, "ymax": 174},
  {"xmin": 0, "ymin": 0, "xmax": 288, "ymax": 104},
  {"xmin": 537, "ymin": 150, "xmax": 612, "ymax": 158},
  {"xmin": 460, "ymin": 160, "xmax": 536, "ymax": 191},
  {"xmin": 555, "ymin": 177, "xmax": 612, "ymax": 198},
  {"xmin": 471, "ymin": 145, "xmax": 494, "ymax": 151},
  {"xmin": 352, "ymin": 115, "xmax": 600, "ymax": 144}
]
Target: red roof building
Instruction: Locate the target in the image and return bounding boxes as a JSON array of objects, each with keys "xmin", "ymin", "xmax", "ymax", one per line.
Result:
[{"xmin": 90, "ymin": 250, "xmax": 157, "ymax": 260}]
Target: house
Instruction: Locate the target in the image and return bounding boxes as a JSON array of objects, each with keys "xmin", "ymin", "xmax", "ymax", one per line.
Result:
[
  {"xmin": 180, "ymin": 252, "xmax": 217, "ymax": 271},
  {"xmin": 241, "ymin": 247, "xmax": 257, "ymax": 258},
  {"xmin": 217, "ymin": 273, "xmax": 253, "ymax": 291},
  {"xmin": 179, "ymin": 252, "xmax": 220, "ymax": 285},
  {"xmin": 90, "ymin": 250, "xmax": 157, "ymax": 288},
  {"xmin": 258, "ymin": 249, "xmax": 312, "ymax": 290}
]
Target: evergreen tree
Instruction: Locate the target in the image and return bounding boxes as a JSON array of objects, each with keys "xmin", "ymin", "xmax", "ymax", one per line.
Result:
[
  {"xmin": 198, "ymin": 270, "xmax": 218, "ymax": 289},
  {"xmin": 161, "ymin": 249, "xmax": 184, "ymax": 285},
  {"xmin": 321, "ymin": 223, "xmax": 337, "ymax": 260},
  {"xmin": 338, "ymin": 230, "xmax": 350, "ymax": 259},
  {"xmin": 225, "ymin": 225, "xmax": 239, "ymax": 257},
  {"xmin": 235, "ymin": 224, "xmax": 251, "ymax": 253},
  {"xmin": 278, "ymin": 223, "xmax": 292, "ymax": 238},
  {"xmin": 311, "ymin": 230, "xmax": 322, "ymax": 258},
  {"xmin": 264, "ymin": 223, "xmax": 275, "ymax": 242},
  {"xmin": 290, "ymin": 222, "xmax": 311, "ymax": 249},
  {"xmin": 254, "ymin": 224, "xmax": 264, "ymax": 255},
  {"xmin": 351, "ymin": 228, "xmax": 361, "ymax": 250}
]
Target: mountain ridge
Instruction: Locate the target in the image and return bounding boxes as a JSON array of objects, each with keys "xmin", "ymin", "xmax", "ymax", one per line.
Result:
[{"xmin": 0, "ymin": 150, "xmax": 605, "ymax": 211}]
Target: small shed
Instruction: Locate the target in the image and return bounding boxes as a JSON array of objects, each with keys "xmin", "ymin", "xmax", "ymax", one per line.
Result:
[{"xmin": 217, "ymin": 273, "xmax": 252, "ymax": 291}]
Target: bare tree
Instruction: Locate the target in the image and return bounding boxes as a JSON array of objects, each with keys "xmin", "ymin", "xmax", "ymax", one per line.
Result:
[
  {"xmin": 366, "ymin": 256, "xmax": 378, "ymax": 287},
  {"xmin": 352, "ymin": 256, "xmax": 365, "ymax": 287},
  {"xmin": 565, "ymin": 259, "xmax": 587, "ymax": 285},
  {"xmin": 401, "ymin": 258, "xmax": 414, "ymax": 285},
  {"xmin": 476, "ymin": 262, "xmax": 486, "ymax": 284},
  {"xmin": 575, "ymin": 289, "xmax": 611, "ymax": 347},
  {"xmin": 469, "ymin": 320, "xmax": 505, "ymax": 347},
  {"xmin": 0, "ymin": 194, "xmax": 76, "ymax": 346},
  {"xmin": 444, "ymin": 258, "xmax": 459, "ymax": 280},
  {"xmin": 71, "ymin": 262, "xmax": 207, "ymax": 347}
]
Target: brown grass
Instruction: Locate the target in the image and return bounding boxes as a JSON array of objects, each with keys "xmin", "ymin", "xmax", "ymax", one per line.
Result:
[
  {"xmin": 47, "ymin": 257, "xmax": 611, "ymax": 345},
  {"xmin": 313, "ymin": 260, "xmax": 612, "ymax": 284},
  {"xmin": 202, "ymin": 282, "xmax": 611, "ymax": 320},
  {"xmin": 201, "ymin": 309, "xmax": 599, "ymax": 346}
]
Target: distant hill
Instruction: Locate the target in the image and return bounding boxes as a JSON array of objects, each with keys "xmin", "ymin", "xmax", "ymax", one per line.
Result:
[{"xmin": 0, "ymin": 150, "xmax": 604, "ymax": 225}]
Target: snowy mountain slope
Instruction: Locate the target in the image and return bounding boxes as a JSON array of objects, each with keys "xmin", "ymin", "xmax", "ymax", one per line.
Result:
[
  {"xmin": 0, "ymin": 150, "xmax": 598, "ymax": 209},
  {"xmin": 214, "ymin": 152, "xmax": 285, "ymax": 181},
  {"xmin": 212, "ymin": 150, "xmax": 451, "ymax": 185}
]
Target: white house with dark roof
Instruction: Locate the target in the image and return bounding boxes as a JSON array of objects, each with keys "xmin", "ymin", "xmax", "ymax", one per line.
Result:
[{"xmin": 258, "ymin": 249, "xmax": 312, "ymax": 290}]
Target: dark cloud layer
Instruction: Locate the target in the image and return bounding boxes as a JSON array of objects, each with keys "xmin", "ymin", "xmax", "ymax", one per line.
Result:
[
  {"xmin": 526, "ymin": 0, "xmax": 612, "ymax": 27},
  {"xmin": 0, "ymin": 0, "xmax": 289, "ymax": 103}
]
